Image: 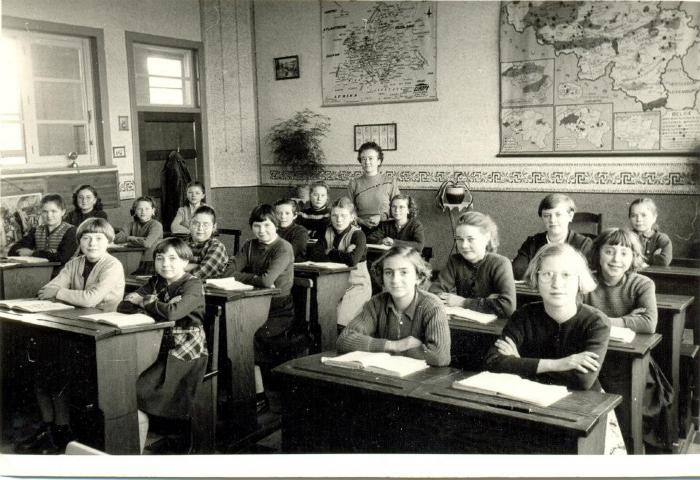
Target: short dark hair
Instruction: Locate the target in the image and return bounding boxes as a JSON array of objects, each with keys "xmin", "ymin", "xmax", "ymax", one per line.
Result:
[
  {"xmin": 274, "ymin": 198, "xmax": 299, "ymax": 214},
  {"xmin": 77, "ymin": 217, "xmax": 114, "ymax": 243},
  {"xmin": 153, "ymin": 237, "xmax": 193, "ymax": 262},
  {"xmin": 538, "ymin": 193, "xmax": 576, "ymax": 216},
  {"xmin": 41, "ymin": 194, "xmax": 65, "ymax": 210},
  {"xmin": 249, "ymin": 204, "xmax": 279, "ymax": 228},
  {"xmin": 356, "ymin": 141, "xmax": 384, "ymax": 165},
  {"xmin": 193, "ymin": 205, "xmax": 217, "ymax": 224},
  {"xmin": 72, "ymin": 184, "xmax": 104, "ymax": 212},
  {"xmin": 590, "ymin": 228, "xmax": 646, "ymax": 273},
  {"xmin": 185, "ymin": 181, "xmax": 207, "ymax": 205},
  {"xmin": 371, "ymin": 246, "xmax": 432, "ymax": 287},
  {"xmin": 130, "ymin": 196, "xmax": 157, "ymax": 218},
  {"xmin": 390, "ymin": 194, "xmax": 419, "ymax": 219}
]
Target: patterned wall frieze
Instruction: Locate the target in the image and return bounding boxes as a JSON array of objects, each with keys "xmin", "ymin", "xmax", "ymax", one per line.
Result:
[{"xmin": 261, "ymin": 162, "xmax": 698, "ymax": 194}]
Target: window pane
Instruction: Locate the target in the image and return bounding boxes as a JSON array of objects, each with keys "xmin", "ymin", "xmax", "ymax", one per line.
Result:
[
  {"xmin": 0, "ymin": 122, "xmax": 24, "ymax": 151},
  {"xmin": 1, "ymin": 39, "xmax": 22, "ymax": 115},
  {"xmin": 34, "ymin": 81, "xmax": 85, "ymax": 120},
  {"xmin": 147, "ymin": 57, "xmax": 182, "ymax": 77},
  {"xmin": 37, "ymin": 124, "xmax": 87, "ymax": 155},
  {"xmin": 149, "ymin": 76, "xmax": 182, "ymax": 89},
  {"xmin": 149, "ymin": 88, "xmax": 183, "ymax": 105},
  {"xmin": 31, "ymin": 43, "xmax": 81, "ymax": 80}
]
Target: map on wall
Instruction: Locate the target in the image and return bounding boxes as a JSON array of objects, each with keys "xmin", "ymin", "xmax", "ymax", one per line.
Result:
[
  {"xmin": 499, "ymin": 1, "xmax": 700, "ymax": 154},
  {"xmin": 321, "ymin": 1, "xmax": 437, "ymax": 106}
]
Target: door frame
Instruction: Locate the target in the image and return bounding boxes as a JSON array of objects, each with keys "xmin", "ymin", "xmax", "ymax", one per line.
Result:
[
  {"xmin": 136, "ymin": 111, "xmax": 203, "ymax": 198},
  {"xmin": 125, "ymin": 31, "xmax": 208, "ymax": 197}
]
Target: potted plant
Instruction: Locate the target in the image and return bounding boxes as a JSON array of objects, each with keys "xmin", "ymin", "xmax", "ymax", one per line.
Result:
[{"xmin": 267, "ymin": 109, "xmax": 331, "ymax": 180}]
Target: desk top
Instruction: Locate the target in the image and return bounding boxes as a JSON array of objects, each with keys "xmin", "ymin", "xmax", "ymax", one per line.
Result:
[
  {"xmin": 516, "ymin": 284, "xmax": 696, "ymax": 312},
  {"xmin": 411, "ymin": 372, "xmax": 621, "ymax": 436},
  {"xmin": 447, "ymin": 315, "xmax": 662, "ymax": 356},
  {"xmin": 108, "ymin": 244, "xmax": 146, "ymax": 253},
  {"xmin": 293, "ymin": 264, "xmax": 354, "ymax": 275},
  {"xmin": 275, "ymin": 352, "xmax": 457, "ymax": 397},
  {"xmin": 0, "ymin": 307, "xmax": 173, "ymax": 340},
  {"xmin": 276, "ymin": 352, "xmax": 621, "ymax": 436},
  {"xmin": 0, "ymin": 260, "xmax": 59, "ymax": 269},
  {"xmin": 125, "ymin": 275, "xmax": 279, "ymax": 300},
  {"xmin": 642, "ymin": 265, "xmax": 700, "ymax": 278}
]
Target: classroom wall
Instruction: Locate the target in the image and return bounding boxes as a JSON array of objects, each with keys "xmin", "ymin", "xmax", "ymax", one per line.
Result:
[
  {"xmin": 2, "ymin": 0, "xmax": 203, "ymax": 225},
  {"xmin": 253, "ymin": 0, "xmax": 700, "ymax": 259}
]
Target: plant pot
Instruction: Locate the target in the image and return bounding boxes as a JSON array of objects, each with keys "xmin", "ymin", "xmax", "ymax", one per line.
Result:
[{"xmin": 445, "ymin": 186, "xmax": 466, "ymax": 204}]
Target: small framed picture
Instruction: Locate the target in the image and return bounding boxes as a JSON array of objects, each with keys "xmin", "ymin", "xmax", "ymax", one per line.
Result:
[
  {"xmin": 275, "ymin": 55, "xmax": 300, "ymax": 80},
  {"xmin": 118, "ymin": 115, "xmax": 129, "ymax": 131},
  {"xmin": 354, "ymin": 123, "xmax": 397, "ymax": 151},
  {"xmin": 112, "ymin": 146, "xmax": 126, "ymax": 158}
]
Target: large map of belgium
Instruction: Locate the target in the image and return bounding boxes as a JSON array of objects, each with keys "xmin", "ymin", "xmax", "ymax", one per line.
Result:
[{"xmin": 499, "ymin": 1, "xmax": 700, "ymax": 154}]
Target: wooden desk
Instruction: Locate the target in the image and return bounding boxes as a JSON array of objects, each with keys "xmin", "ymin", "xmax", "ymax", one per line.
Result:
[
  {"xmin": 125, "ymin": 276, "xmax": 279, "ymax": 443},
  {"xmin": 108, "ymin": 245, "xmax": 145, "ymax": 275},
  {"xmin": 293, "ymin": 265, "xmax": 351, "ymax": 351},
  {"xmin": 447, "ymin": 313, "xmax": 661, "ymax": 454},
  {"xmin": 275, "ymin": 353, "xmax": 621, "ymax": 454},
  {"xmin": 0, "ymin": 307, "xmax": 172, "ymax": 454},
  {"xmin": 0, "ymin": 261, "xmax": 59, "ymax": 300},
  {"xmin": 516, "ymin": 283, "xmax": 695, "ymax": 442}
]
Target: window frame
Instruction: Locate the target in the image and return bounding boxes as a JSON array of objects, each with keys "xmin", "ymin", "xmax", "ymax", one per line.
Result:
[
  {"xmin": 125, "ymin": 32, "xmax": 207, "ymax": 197},
  {"xmin": 1, "ymin": 16, "xmax": 110, "ymax": 173}
]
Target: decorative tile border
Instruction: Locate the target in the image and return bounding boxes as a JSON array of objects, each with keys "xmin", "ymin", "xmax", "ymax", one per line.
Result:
[{"xmin": 261, "ymin": 162, "xmax": 698, "ymax": 194}]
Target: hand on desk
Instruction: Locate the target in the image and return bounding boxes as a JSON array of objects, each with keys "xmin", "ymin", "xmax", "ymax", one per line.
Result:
[
  {"xmin": 37, "ymin": 284, "xmax": 60, "ymax": 300},
  {"xmin": 438, "ymin": 292, "xmax": 466, "ymax": 308},
  {"xmin": 16, "ymin": 248, "xmax": 34, "ymax": 256},
  {"xmin": 387, "ymin": 336, "xmax": 422, "ymax": 353},
  {"xmin": 543, "ymin": 351, "xmax": 600, "ymax": 374},
  {"xmin": 494, "ymin": 336, "xmax": 520, "ymax": 358},
  {"xmin": 381, "ymin": 238, "xmax": 394, "ymax": 247}
]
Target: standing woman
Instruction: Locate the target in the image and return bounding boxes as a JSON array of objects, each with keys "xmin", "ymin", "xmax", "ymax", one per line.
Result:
[
  {"xmin": 65, "ymin": 185, "xmax": 108, "ymax": 227},
  {"xmin": 347, "ymin": 142, "xmax": 400, "ymax": 233}
]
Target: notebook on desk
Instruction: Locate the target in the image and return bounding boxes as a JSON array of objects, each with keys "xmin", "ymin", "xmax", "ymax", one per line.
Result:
[
  {"xmin": 610, "ymin": 326, "xmax": 636, "ymax": 343},
  {"xmin": 206, "ymin": 277, "xmax": 254, "ymax": 291},
  {"xmin": 80, "ymin": 312, "xmax": 155, "ymax": 328},
  {"xmin": 445, "ymin": 306, "xmax": 498, "ymax": 324},
  {"xmin": 321, "ymin": 351, "xmax": 428, "ymax": 378},
  {"xmin": 0, "ymin": 299, "xmax": 75, "ymax": 313},
  {"xmin": 295, "ymin": 261, "xmax": 349, "ymax": 270},
  {"xmin": 4, "ymin": 256, "xmax": 50, "ymax": 264},
  {"xmin": 452, "ymin": 371, "xmax": 570, "ymax": 407}
]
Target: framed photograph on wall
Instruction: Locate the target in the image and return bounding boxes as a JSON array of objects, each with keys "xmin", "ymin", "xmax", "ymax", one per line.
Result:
[
  {"xmin": 275, "ymin": 55, "xmax": 300, "ymax": 80},
  {"xmin": 118, "ymin": 116, "xmax": 129, "ymax": 131},
  {"xmin": 354, "ymin": 123, "xmax": 397, "ymax": 151}
]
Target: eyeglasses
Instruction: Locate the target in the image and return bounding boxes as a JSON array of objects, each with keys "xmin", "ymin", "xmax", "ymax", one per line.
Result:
[
  {"xmin": 191, "ymin": 221, "xmax": 213, "ymax": 229},
  {"xmin": 537, "ymin": 271, "xmax": 576, "ymax": 282}
]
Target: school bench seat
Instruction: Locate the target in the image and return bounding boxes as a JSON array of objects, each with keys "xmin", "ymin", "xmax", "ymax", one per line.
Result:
[
  {"xmin": 217, "ymin": 228, "xmax": 242, "ymax": 256},
  {"xmin": 190, "ymin": 305, "xmax": 222, "ymax": 453}
]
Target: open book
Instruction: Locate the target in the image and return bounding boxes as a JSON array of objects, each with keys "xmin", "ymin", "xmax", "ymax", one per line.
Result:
[
  {"xmin": 295, "ymin": 261, "xmax": 349, "ymax": 270},
  {"xmin": 610, "ymin": 326, "xmax": 636, "ymax": 343},
  {"xmin": 206, "ymin": 277, "xmax": 254, "ymax": 291},
  {"xmin": 0, "ymin": 299, "xmax": 75, "ymax": 313},
  {"xmin": 445, "ymin": 306, "xmax": 497, "ymax": 324},
  {"xmin": 321, "ymin": 351, "xmax": 428, "ymax": 378},
  {"xmin": 5, "ymin": 256, "xmax": 50, "ymax": 264},
  {"xmin": 80, "ymin": 312, "xmax": 155, "ymax": 328},
  {"xmin": 452, "ymin": 371, "xmax": 570, "ymax": 407}
]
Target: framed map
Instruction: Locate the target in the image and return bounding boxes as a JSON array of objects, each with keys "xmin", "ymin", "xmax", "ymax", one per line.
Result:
[
  {"xmin": 321, "ymin": 1, "xmax": 437, "ymax": 106},
  {"xmin": 499, "ymin": 1, "xmax": 700, "ymax": 155}
]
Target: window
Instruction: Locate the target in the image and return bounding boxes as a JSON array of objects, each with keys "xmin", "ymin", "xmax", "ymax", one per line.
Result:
[
  {"xmin": 133, "ymin": 44, "xmax": 196, "ymax": 107},
  {"xmin": 1, "ymin": 30, "xmax": 97, "ymax": 168}
]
